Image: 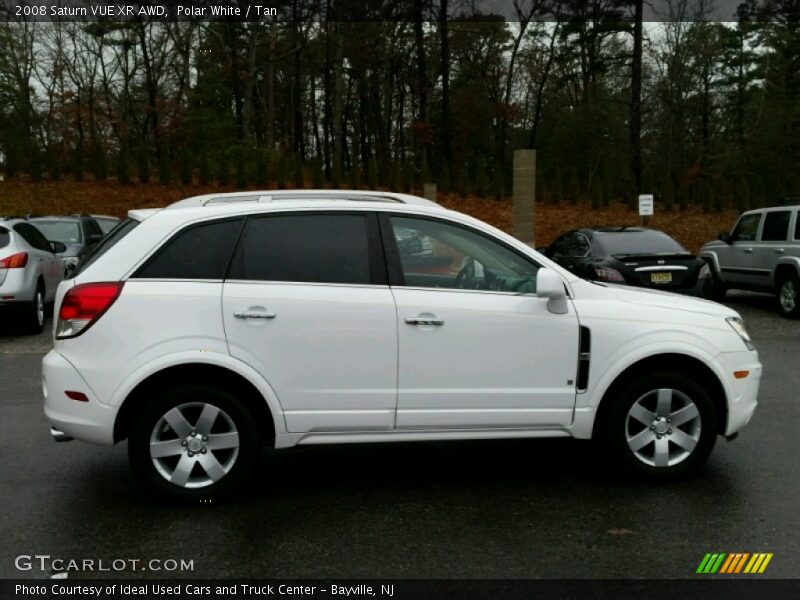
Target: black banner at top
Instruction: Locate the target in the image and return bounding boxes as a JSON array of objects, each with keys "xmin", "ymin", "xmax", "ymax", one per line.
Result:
[{"xmin": 0, "ymin": 0, "xmax": 782, "ymax": 24}]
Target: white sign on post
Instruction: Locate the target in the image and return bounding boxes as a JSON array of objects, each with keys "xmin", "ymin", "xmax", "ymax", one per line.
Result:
[{"xmin": 638, "ymin": 194, "xmax": 654, "ymax": 216}]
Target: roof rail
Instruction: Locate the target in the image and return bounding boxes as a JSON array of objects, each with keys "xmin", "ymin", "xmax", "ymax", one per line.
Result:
[{"xmin": 166, "ymin": 189, "xmax": 438, "ymax": 209}]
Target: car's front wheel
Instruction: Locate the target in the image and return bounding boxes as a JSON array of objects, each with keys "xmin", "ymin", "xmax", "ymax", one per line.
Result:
[
  {"xmin": 128, "ymin": 385, "xmax": 259, "ymax": 500},
  {"xmin": 23, "ymin": 283, "xmax": 46, "ymax": 334},
  {"xmin": 777, "ymin": 271, "xmax": 800, "ymax": 319},
  {"xmin": 603, "ymin": 371, "xmax": 717, "ymax": 479}
]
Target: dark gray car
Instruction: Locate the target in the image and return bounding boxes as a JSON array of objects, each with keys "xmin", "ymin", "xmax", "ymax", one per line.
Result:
[{"xmin": 30, "ymin": 215, "xmax": 104, "ymax": 277}]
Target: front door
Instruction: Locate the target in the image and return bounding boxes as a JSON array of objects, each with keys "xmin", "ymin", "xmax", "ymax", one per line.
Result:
[
  {"xmin": 719, "ymin": 212, "xmax": 764, "ymax": 288},
  {"xmin": 223, "ymin": 212, "xmax": 397, "ymax": 433},
  {"xmin": 383, "ymin": 214, "xmax": 580, "ymax": 430}
]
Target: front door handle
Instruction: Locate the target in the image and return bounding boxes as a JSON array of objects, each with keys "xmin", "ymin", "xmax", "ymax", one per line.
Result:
[
  {"xmin": 774, "ymin": 248, "xmax": 785, "ymax": 254},
  {"xmin": 234, "ymin": 310, "xmax": 276, "ymax": 320},
  {"xmin": 405, "ymin": 316, "xmax": 444, "ymax": 326},
  {"xmin": 743, "ymin": 247, "xmax": 754, "ymax": 253}
]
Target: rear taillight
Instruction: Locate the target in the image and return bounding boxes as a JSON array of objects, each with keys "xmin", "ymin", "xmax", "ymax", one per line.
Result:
[
  {"xmin": 595, "ymin": 266, "xmax": 626, "ymax": 283},
  {"xmin": 0, "ymin": 252, "xmax": 28, "ymax": 268},
  {"xmin": 56, "ymin": 282, "xmax": 124, "ymax": 339}
]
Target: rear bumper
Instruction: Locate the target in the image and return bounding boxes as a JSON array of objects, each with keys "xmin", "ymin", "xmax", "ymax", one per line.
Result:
[
  {"xmin": 43, "ymin": 350, "xmax": 116, "ymax": 445},
  {"xmin": 0, "ymin": 268, "xmax": 36, "ymax": 302}
]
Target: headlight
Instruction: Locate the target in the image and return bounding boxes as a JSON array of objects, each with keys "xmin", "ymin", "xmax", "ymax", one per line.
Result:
[
  {"xmin": 63, "ymin": 256, "xmax": 79, "ymax": 268},
  {"xmin": 726, "ymin": 316, "xmax": 754, "ymax": 351},
  {"xmin": 698, "ymin": 263, "xmax": 711, "ymax": 279}
]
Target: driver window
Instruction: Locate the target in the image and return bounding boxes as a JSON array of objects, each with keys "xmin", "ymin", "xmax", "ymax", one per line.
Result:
[
  {"xmin": 390, "ymin": 216, "xmax": 539, "ymax": 293},
  {"xmin": 731, "ymin": 213, "xmax": 762, "ymax": 242}
]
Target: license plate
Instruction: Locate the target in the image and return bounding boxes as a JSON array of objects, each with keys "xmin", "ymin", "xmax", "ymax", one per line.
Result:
[{"xmin": 650, "ymin": 272, "xmax": 672, "ymax": 284}]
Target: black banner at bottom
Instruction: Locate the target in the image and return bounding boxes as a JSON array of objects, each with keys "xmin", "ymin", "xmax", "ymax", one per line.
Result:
[{"xmin": 3, "ymin": 579, "xmax": 800, "ymax": 600}]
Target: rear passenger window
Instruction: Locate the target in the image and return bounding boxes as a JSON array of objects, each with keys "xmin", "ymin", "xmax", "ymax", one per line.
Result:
[
  {"xmin": 761, "ymin": 211, "xmax": 791, "ymax": 242},
  {"xmin": 14, "ymin": 223, "xmax": 52, "ymax": 252},
  {"xmin": 136, "ymin": 219, "xmax": 242, "ymax": 280},
  {"xmin": 228, "ymin": 214, "xmax": 372, "ymax": 285},
  {"xmin": 794, "ymin": 211, "xmax": 800, "ymax": 240}
]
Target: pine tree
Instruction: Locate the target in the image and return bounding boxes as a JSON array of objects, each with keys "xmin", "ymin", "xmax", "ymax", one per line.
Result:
[
  {"xmin": 661, "ymin": 176, "xmax": 674, "ymax": 212},
  {"xmin": 137, "ymin": 149, "xmax": 149, "ymax": 184},
  {"xmin": 198, "ymin": 150, "xmax": 210, "ymax": 186},
  {"xmin": 735, "ymin": 176, "xmax": 751, "ymax": 212},
  {"xmin": 474, "ymin": 159, "xmax": 487, "ymax": 197},
  {"xmin": 276, "ymin": 153, "xmax": 287, "ymax": 189},
  {"xmin": 158, "ymin": 146, "xmax": 171, "ymax": 184},
  {"xmin": 367, "ymin": 155, "xmax": 378, "ymax": 189},
  {"xmin": 234, "ymin": 146, "xmax": 247, "ymax": 188},
  {"xmin": 310, "ymin": 157, "xmax": 324, "ymax": 188},
  {"xmin": 439, "ymin": 160, "xmax": 451, "ymax": 195},
  {"xmin": 30, "ymin": 150, "xmax": 43, "ymax": 182},
  {"xmin": 179, "ymin": 150, "xmax": 192, "ymax": 185},
  {"xmin": 73, "ymin": 146, "xmax": 84, "ymax": 182},
  {"xmin": 255, "ymin": 152, "xmax": 268, "ymax": 186},
  {"xmin": 567, "ymin": 168, "xmax": 580, "ymax": 204},
  {"xmin": 47, "ymin": 148, "xmax": 61, "ymax": 181},
  {"xmin": 116, "ymin": 148, "xmax": 130, "ymax": 184},
  {"xmin": 292, "ymin": 154, "xmax": 305, "ymax": 188},
  {"xmin": 92, "ymin": 144, "xmax": 107, "ymax": 181},
  {"xmin": 216, "ymin": 153, "xmax": 230, "ymax": 186}
]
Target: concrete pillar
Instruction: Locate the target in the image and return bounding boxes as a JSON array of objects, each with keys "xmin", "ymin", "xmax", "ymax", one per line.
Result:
[
  {"xmin": 513, "ymin": 149, "xmax": 536, "ymax": 245},
  {"xmin": 423, "ymin": 182, "xmax": 437, "ymax": 203}
]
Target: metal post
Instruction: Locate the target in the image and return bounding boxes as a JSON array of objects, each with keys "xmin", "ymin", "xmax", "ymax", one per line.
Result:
[
  {"xmin": 423, "ymin": 182, "xmax": 437, "ymax": 203},
  {"xmin": 513, "ymin": 149, "xmax": 536, "ymax": 246}
]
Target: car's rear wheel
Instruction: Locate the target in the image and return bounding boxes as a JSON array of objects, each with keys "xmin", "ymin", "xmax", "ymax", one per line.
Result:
[
  {"xmin": 777, "ymin": 271, "xmax": 800, "ymax": 319},
  {"xmin": 128, "ymin": 385, "xmax": 259, "ymax": 500},
  {"xmin": 603, "ymin": 371, "xmax": 717, "ymax": 479},
  {"xmin": 707, "ymin": 263, "xmax": 727, "ymax": 301},
  {"xmin": 23, "ymin": 283, "xmax": 45, "ymax": 334}
]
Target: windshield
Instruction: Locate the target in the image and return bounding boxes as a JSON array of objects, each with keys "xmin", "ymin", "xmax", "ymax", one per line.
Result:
[
  {"xmin": 32, "ymin": 220, "xmax": 82, "ymax": 244},
  {"xmin": 595, "ymin": 231, "xmax": 687, "ymax": 256},
  {"xmin": 75, "ymin": 218, "xmax": 139, "ymax": 276}
]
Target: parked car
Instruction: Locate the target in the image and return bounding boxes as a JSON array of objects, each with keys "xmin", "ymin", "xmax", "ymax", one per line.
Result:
[
  {"xmin": 700, "ymin": 204, "xmax": 800, "ymax": 318},
  {"xmin": 0, "ymin": 217, "xmax": 66, "ymax": 333},
  {"xmin": 542, "ymin": 227, "xmax": 713, "ymax": 297},
  {"xmin": 43, "ymin": 190, "xmax": 760, "ymax": 499},
  {"xmin": 85, "ymin": 214, "xmax": 120, "ymax": 236},
  {"xmin": 30, "ymin": 215, "xmax": 105, "ymax": 276}
]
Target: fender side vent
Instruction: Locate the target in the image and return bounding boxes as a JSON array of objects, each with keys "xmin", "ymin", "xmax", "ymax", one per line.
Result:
[{"xmin": 577, "ymin": 326, "xmax": 591, "ymax": 393}]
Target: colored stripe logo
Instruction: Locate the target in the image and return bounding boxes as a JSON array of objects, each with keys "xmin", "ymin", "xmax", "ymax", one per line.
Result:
[{"xmin": 697, "ymin": 552, "xmax": 773, "ymax": 574}]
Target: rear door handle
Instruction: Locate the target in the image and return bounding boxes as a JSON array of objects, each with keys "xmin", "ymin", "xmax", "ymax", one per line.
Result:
[
  {"xmin": 743, "ymin": 247, "xmax": 753, "ymax": 253},
  {"xmin": 234, "ymin": 310, "xmax": 276, "ymax": 320},
  {"xmin": 405, "ymin": 316, "xmax": 444, "ymax": 326},
  {"xmin": 774, "ymin": 248, "xmax": 785, "ymax": 254}
]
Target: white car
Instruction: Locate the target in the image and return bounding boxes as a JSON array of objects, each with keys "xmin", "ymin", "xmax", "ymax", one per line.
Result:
[{"xmin": 43, "ymin": 190, "xmax": 761, "ymax": 499}]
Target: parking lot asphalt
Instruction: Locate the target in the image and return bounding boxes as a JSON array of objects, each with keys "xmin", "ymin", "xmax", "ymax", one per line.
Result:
[{"xmin": 1, "ymin": 292, "xmax": 798, "ymax": 579}]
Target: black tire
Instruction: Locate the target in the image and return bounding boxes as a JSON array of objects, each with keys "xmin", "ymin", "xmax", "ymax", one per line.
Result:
[
  {"xmin": 24, "ymin": 282, "xmax": 46, "ymax": 334},
  {"xmin": 707, "ymin": 263, "xmax": 727, "ymax": 301},
  {"xmin": 128, "ymin": 384, "xmax": 260, "ymax": 500},
  {"xmin": 776, "ymin": 271, "xmax": 800, "ymax": 319},
  {"xmin": 601, "ymin": 371, "xmax": 717, "ymax": 480}
]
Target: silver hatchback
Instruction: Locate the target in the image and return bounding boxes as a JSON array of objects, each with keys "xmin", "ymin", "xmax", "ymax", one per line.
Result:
[{"xmin": 0, "ymin": 218, "xmax": 66, "ymax": 333}]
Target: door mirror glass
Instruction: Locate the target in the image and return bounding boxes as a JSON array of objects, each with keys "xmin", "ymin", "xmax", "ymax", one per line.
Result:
[
  {"xmin": 88, "ymin": 233, "xmax": 103, "ymax": 244},
  {"xmin": 50, "ymin": 241, "xmax": 67, "ymax": 253},
  {"xmin": 536, "ymin": 268, "xmax": 568, "ymax": 314}
]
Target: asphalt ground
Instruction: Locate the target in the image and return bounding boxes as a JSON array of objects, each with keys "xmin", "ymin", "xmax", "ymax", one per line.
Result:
[{"xmin": 1, "ymin": 291, "xmax": 798, "ymax": 579}]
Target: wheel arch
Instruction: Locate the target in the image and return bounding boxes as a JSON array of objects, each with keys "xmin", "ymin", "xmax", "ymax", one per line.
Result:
[
  {"xmin": 113, "ymin": 362, "xmax": 278, "ymax": 446},
  {"xmin": 774, "ymin": 258, "xmax": 800, "ymax": 288},
  {"xmin": 591, "ymin": 353, "xmax": 727, "ymax": 439}
]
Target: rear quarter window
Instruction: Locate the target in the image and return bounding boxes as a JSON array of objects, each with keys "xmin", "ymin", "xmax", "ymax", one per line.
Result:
[
  {"xmin": 135, "ymin": 218, "xmax": 243, "ymax": 280},
  {"xmin": 0, "ymin": 227, "xmax": 9, "ymax": 249}
]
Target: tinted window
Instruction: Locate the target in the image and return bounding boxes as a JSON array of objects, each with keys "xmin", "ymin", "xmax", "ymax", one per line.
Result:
[
  {"xmin": 84, "ymin": 218, "xmax": 103, "ymax": 239},
  {"xmin": 731, "ymin": 213, "xmax": 761, "ymax": 242},
  {"xmin": 0, "ymin": 226, "xmax": 9, "ymax": 249},
  {"xmin": 15, "ymin": 223, "xmax": 52, "ymax": 252},
  {"xmin": 136, "ymin": 219, "xmax": 242, "ymax": 280},
  {"xmin": 229, "ymin": 214, "xmax": 372, "ymax": 284},
  {"xmin": 795, "ymin": 212, "xmax": 800, "ymax": 240},
  {"xmin": 31, "ymin": 220, "xmax": 82, "ymax": 244},
  {"xmin": 595, "ymin": 231, "xmax": 687, "ymax": 255},
  {"xmin": 554, "ymin": 232, "xmax": 591, "ymax": 257},
  {"xmin": 390, "ymin": 216, "xmax": 539, "ymax": 293},
  {"xmin": 761, "ymin": 211, "xmax": 791, "ymax": 242},
  {"xmin": 95, "ymin": 218, "xmax": 119, "ymax": 235},
  {"xmin": 76, "ymin": 218, "xmax": 139, "ymax": 275}
]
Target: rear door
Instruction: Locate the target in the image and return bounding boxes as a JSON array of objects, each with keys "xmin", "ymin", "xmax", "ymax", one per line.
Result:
[
  {"xmin": 222, "ymin": 211, "xmax": 398, "ymax": 433},
  {"xmin": 754, "ymin": 209, "xmax": 792, "ymax": 285},
  {"xmin": 14, "ymin": 223, "xmax": 60, "ymax": 299}
]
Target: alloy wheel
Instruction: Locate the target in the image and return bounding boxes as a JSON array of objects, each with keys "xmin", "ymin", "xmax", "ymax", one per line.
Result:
[
  {"xmin": 625, "ymin": 388, "xmax": 702, "ymax": 468},
  {"xmin": 149, "ymin": 402, "xmax": 240, "ymax": 488},
  {"xmin": 780, "ymin": 280, "xmax": 797, "ymax": 313}
]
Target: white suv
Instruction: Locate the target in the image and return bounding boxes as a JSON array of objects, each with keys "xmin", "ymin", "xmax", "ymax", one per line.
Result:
[{"xmin": 43, "ymin": 190, "xmax": 761, "ymax": 498}]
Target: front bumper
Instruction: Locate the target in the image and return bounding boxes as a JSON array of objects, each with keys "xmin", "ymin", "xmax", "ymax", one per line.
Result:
[
  {"xmin": 718, "ymin": 350, "xmax": 761, "ymax": 437},
  {"xmin": 43, "ymin": 350, "xmax": 116, "ymax": 445}
]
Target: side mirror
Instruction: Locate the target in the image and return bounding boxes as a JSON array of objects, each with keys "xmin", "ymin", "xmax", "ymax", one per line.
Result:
[
  {"xmin": 88, "ymin": 233, "xmax": 103, "ymax": 244},
  {"xmin": 535, "ymin": 246, "xmax": 548, "ymax": 254},
  {"xmin": 536, "ymin": 268, "xmax": 568, "ymax": 314},
  {"xmin": 50, "ymin": 241, "xmax": 67, "ymax": 253},
  {"xmin": 719, "ymin": 232, "xmax": 732, "ymax": 244}
]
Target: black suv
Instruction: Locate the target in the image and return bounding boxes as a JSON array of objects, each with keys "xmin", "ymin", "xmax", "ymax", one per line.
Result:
[{"xmin": 29, "ymin": 215, "xmax": 104, "ymax": 276}]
